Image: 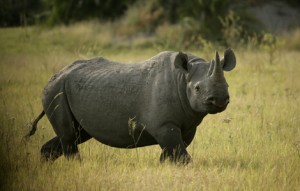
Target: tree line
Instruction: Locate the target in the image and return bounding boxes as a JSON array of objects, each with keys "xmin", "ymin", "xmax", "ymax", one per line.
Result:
[
  {"xmin": 0, "ymin": 0, "xmax": 136, "ymax": 26},
  {"xmin": 1, "ymin": 0, "xmax": 299, "ymax": 27}
]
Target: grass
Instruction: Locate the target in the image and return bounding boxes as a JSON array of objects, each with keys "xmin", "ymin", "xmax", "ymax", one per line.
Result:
[{"xmin": 0, "ymin": 23, "xmax": 300, "ymax": 190}]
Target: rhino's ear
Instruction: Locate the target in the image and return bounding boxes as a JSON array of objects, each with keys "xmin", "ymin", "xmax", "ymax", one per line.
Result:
[
  {"xmin": 221, "ymin": 48, "xmax": 236, "ymax": 71},
  {"xmin": 172, "ymin": 51, "xmax": 190, "ymax": 73}
]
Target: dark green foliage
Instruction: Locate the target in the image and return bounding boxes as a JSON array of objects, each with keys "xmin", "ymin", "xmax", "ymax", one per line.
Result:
[
  {"xmin": 152, "ymin": 0, "xmax": 261, "ymax": 47},
  {"xmin": 0, "ymin": 0, "xmax": 43, "ymax": 26},
  {"xmin": 2, "ymin": 0, "xmax": 298, "ymax": 27},
  {"xmin": 43, "ymin": 0, "xmax": 137, "ymax": 25},
  {"xmin": 0, "ymin": 0, "xmax": 136, "ymax": 26},
  {"xmin": 162, "ymin": 0, "xmax": 240, "ymax": 41}
]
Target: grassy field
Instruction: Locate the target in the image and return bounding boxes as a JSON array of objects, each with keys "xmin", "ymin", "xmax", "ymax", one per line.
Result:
[{"xmin": 0, "ymin": 23, "xmax": 300, "ymax": 190}]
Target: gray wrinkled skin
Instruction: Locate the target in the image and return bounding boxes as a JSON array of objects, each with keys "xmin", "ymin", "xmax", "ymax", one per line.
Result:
[{"xmin": 30, "ymin": 49, "xmax": 236, "ymax": 163}]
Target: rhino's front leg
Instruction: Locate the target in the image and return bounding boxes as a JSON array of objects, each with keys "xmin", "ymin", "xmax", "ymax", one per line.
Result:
[{"xmin": 154, "ymin": 124, "xmax": 191, "ymax": 164}]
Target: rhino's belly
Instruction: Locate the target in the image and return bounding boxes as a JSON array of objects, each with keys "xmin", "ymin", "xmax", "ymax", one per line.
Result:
[
  {"xmin": 72, "ymin": 105, "xmax": 157, "ymax": 148},
  {"xmin": 88, "ymin": 127, "xmax": 135, "ymax": 148},
  {"xmin": 82, "ymin": 121, "xmax": 157, "ymax": 148}
]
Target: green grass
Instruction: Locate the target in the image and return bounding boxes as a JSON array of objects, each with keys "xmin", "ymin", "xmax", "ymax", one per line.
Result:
[{"xmin": 0, "ymin": 24, "xmax": 300, "ymax": 190}]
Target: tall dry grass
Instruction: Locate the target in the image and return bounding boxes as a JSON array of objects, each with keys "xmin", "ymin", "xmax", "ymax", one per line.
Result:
[{"xmin": 0, "ymin": 23, "xmax": 300, "ymax": 190}]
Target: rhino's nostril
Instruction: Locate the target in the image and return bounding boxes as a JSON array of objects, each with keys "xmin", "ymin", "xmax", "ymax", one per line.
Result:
[
  {"xmin": 225, "ymin": 96, "xmax": 230, "ymax": 104},
  {"xmin": 207, "ymin": 96, "xmax": 215, "ymax": 103}
]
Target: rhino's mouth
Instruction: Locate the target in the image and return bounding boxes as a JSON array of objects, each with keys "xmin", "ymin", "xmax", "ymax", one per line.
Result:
[
  {"xmin": 192, "ymin": 102, "xmax": 227, "ymax": 114},
  {"xmin": 205, "ymin": 103, "xmax": 228, "ymax": 114}
]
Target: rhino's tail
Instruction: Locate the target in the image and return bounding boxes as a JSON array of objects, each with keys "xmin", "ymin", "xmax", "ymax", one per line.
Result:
[{"xmin": 26, "ymin": 110, "xmax": 45, "ymax": 137}]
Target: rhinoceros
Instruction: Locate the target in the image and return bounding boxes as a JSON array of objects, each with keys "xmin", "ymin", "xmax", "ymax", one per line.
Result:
[{"xmin": 27, "ymin": 49, "xmax": 236, "ymax": 163}]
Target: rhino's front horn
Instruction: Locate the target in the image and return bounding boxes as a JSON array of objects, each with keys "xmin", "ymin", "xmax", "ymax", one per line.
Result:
[{"xmin": 210, "ymin": 51, "xmax": 224, "ymax": 79}]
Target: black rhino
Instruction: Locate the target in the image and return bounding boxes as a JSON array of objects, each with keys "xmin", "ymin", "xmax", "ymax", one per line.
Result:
[{"xmin": 27, "ymin": 49, "xmax": 236, "ymax": 164}]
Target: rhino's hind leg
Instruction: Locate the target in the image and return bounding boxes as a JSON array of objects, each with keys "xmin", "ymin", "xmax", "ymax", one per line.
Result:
[
  {"xmin": 41, "ymin": 137, "xmax": 79, "ymax": 161},
  {"xmin": 41, "ymin": 127, "xmax": 91, "ymax": 161},
  {"xmin": 59, "ymin": 124, "xmax": 92, "ymax": 159},
  {"xmin": 41, "ymin": 136, "xmax": 63, "ymax": 161},
  {"xmin": 44, "ymin": 93, "xmax": 91, "ymax": 161}
]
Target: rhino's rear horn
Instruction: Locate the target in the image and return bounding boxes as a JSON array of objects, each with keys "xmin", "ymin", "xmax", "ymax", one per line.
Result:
[
  {"xmin": 207, "ymin": 60, "xmax": 215, "ymax": 76},
  {"xmin": 215, "ymin": 51, "xmax": 220, "ymax": 64}
]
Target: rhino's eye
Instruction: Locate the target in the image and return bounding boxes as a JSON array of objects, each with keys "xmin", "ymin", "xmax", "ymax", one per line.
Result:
[{"xmin": 195, "ymin": 85, "xmax": 200, "ymax": 92}]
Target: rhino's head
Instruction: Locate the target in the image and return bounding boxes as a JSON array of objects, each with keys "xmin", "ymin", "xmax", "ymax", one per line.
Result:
[{"xmin": 173, "ymin": 49, "xmax": 236, "ymax": 114}]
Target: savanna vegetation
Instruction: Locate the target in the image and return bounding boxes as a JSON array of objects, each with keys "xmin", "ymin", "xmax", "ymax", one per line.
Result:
[{"xmin": 1, "ymin": 0, "xmax": 300, "ymax": 190}]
